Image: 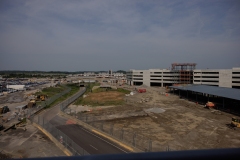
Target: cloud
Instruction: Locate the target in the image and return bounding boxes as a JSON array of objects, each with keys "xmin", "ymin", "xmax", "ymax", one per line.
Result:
[{"xmin": 0, "ymin": 0, "xmax": 240, "ymax": 71}]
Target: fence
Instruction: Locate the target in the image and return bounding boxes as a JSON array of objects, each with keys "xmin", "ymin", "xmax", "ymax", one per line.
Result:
[
  {"xmin": 29, "ymin": 85, "xmax": 164, "ymax": 153},
  {"xmin": 64, "ymin": 110, "xmax": 152, "ymax": 152},
  {"xmin": 30, "ymin": 87, "xmax": 89, "ymax": 156},
  {"xmin": 59, "ymin": 88, "xmax": 86, "ymax": 111},
  {"xmin": 27, "ymin": 86, "xmax": 71, "ymax": 118},
  {"xmin": 37, "ymin": 115, "xmax": 90, "ymax": 156}
]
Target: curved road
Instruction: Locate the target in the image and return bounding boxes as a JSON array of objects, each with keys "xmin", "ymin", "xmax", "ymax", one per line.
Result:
[{"xmin": 39, "ymin": 87, "xmax": 128, "ymax": 155}]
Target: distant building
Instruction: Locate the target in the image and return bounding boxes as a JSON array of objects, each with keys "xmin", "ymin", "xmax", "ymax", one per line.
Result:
[
  {"xmin": 108, "ymin": 70, "xmax": 112, "ymax": 76},
  {"xmin": 126, "ymin": 69, "xmax": 178, "ymax": 87},
  {"xmin": 193, "ymin": 68, "xmax": 240, "ymax": 89},
  {"xmin": 126, "ymin": 64, "xmax": 240, "ymax": 89},
  {"xmin": 84, "ymin": 72, "xmax": 95, "ymax": 76}
]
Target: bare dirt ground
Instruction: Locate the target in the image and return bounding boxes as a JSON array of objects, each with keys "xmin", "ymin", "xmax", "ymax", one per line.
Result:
[
  {"xmin": 79, "ymin": 85, "xmax": 240, "ymax": 151},
  {"xmin": 0, "ymin": 122, "xmax": 65, "ymax": 158},
  {"xmin": 0, "ymin": 83, "xmax": 65, "ymax": 158},
  {"xmin": 0, "ymin": 83, "xmax": 51, "ymax": 128},
  {"xmin": 76, "ymin": 91, "xmax": 125, "ymax": 106},
  {"xmin": 87, "ymin": 91, "xmax": 124, "ymax": 102}
]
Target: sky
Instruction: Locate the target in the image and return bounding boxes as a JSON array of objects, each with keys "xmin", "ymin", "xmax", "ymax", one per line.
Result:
[{"xmin": 0, "ymin": 0, "xmax": 240, "ymax": 71}]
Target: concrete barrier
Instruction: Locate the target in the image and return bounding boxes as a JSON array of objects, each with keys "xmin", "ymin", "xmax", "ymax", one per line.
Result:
[
  {"xmin": 59, "ymin": 111, "xmax": 142, "ymax": 153},
  {"xmin": 32, "ymin": 122, "xmax": 72, "ymax": 156}
]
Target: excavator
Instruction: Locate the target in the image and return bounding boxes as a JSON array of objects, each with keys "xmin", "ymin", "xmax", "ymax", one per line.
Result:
[{"xmin": 231, "ymin": 117, "xmax": 240, "ymax": 128}]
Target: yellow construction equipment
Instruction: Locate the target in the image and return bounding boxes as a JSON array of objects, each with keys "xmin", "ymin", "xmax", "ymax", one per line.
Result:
[
  {"xmin": 231, "ymin": 117, "xmax": 240, "ymax": 128},
  {"xmin": 30, "ymin": 99, "xmax": 36, "ymax": 104},
  {"xmin": 35, "ymin": 95, "xmax": 48, "ymax": 101},
  {"xmin": 40, "ymin": 95, "xmax": 47, "ymax": 101},
  {"xmin": 27, "ymin": 99, "xmax": 36, "ymax": 108}
]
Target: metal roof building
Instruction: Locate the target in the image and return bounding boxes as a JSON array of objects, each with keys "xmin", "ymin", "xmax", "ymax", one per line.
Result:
[
  {"xmin": 169, "ymin": 85, "xmax": 240, "ymax": 101},
  {"xmin": 169, "ymin": 84, "xmax": 240, "ymax": 115}
]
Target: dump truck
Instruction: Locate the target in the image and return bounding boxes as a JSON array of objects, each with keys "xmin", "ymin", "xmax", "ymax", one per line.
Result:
[{"xmin": 231, "ymin": 117, "xmax": 240, "ymax": 128}]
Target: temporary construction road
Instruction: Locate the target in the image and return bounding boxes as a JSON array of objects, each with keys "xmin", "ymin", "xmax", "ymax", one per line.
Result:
[{"xmin": 39, "ymin": 87, "xmax": 129, "ymax": 155}]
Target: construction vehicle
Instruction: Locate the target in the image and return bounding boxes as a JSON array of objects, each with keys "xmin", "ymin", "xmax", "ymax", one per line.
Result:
[
  {"xmin": 27, "ymin": 99, "xmax": 36, "ymax": 108},
  {"xmin": 205, "ymin": 102, "xmax": 215, "ymax": 108},
  {"xmin": 30, "ymin": 99, "xmax": 36, "ymax": 104},
  {"xmin": 231, "ymin": 117, "xmax": 240, "ymax": 128},
  {"xmin": 35, "ymin": 95, "xmax": 48, "ymax": 101}
]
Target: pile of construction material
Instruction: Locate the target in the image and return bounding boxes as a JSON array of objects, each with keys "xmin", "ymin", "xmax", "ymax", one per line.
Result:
[{"xmin": 1, "ymin": 104, "xmax": 31, "ymax": 123}]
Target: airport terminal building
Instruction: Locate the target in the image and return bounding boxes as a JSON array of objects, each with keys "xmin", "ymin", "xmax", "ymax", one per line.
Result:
[{"xmin": 126, "ymin": 63, "xmax": 240, "ymax": 89}]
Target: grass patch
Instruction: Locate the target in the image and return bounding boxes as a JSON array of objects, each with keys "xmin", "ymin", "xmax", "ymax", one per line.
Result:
[
  {"xmin": 35, "ymin": 84, "xmax": 80, "ymax": 108},
  {"xmin": 47, "ymin": 84, "xmax": 80, "ymax": 108},
  {"xmin": 116, "ymin": 88, "xmax": 131, "ymax": 94},
  {"xmin": 74, "ymin": 85, "xmax": 130, "ymax": 106},
  {"xmin": 92, "ymin": 87, "xmax": 130, "ymax": 94},
  {"xmin": 35, "ymin": 85, "xmax": 66, "ymax": 97}
]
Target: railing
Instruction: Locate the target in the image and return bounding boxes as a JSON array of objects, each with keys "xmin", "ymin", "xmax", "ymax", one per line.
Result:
[{"xmin": 16, "ymin": 148, "xmax": 240, "ymax": 160}]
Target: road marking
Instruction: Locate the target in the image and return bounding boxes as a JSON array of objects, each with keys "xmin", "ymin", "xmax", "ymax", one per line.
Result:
[
  {"xmin": 89, "ymin": 144, "xmax": 98, "ymax": 150},
  {"xmin": 80, "ymin": 127, "xmax": 128, "ymax": 153},
  {"xmin": 209, "ymin": 127, "xmax": 218, "ymax": 136},
  {"xmin": 42, "ymin": 152, "xmax": 47, "ymax": 157}
]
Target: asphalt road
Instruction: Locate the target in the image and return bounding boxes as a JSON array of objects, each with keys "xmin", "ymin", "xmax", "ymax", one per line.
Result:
[
  {"xmin": 50, "ymin": 115, "xmax": 128, "ymax": 155},
  {"xmin": 40, "ymin": 87, "xmax": 128, "ymax": 155}
]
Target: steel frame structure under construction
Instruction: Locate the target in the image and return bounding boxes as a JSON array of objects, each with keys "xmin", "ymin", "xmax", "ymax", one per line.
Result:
[
  {"xmin": 171, "ymin": 63, "xmax": 197, "ymax": 84},
  {"xmin": 171, "ymin": 63, "xmax": 196, "ymax": 71}
]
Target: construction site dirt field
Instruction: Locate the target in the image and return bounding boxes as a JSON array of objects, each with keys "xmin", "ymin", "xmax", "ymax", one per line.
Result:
[
  {"xmin": 76, "ymin": 91, "xmax": 125, "ymax": 106},
  {"xmin": 79, "ymin": 86, "xmax": 240, "ymax": 151},
  {"xmin": 88, "ymin": 91, "xmax": 124, "ymax": 101}
]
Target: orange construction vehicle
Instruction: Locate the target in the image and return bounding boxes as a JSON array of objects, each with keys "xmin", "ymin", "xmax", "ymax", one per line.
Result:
[{"xmin": 205, "ymin": 101, "xmax": 215, "ymax": 108}]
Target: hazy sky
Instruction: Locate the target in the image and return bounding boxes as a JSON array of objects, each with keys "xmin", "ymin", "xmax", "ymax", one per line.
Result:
[{"xmin": 0, "ymin": 0, "xmax": 240, "ymax": 71}]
